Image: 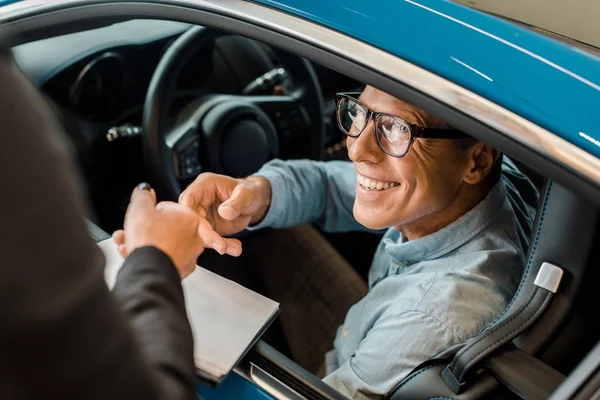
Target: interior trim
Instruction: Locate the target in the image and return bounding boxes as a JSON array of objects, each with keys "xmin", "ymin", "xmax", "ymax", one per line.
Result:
[
  {"xmin": 234, "ymin": 361, "xmax": 305, "ymax": 400},
  {"xmin": 1, "ymin": 0, "xmax": 600, "ymax": 199}
]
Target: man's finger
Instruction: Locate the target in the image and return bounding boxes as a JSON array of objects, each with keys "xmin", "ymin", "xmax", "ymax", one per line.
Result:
[
  {"xmin": 197, "ymin": 218, "xmax": 228, "ymax": 255},
  {"xmin": 179, "ymin": 175, "xmax": 211, "ymax": 210},
  {"xmin": 218, "ymin": 184, "xmax": 254, "ymax": 220},
  {"xmin": 179, "ymin": 189, "xmax": 196, "ymax": 210},
  {"xmin": 112, "ymin": 230, "xmax": 125, "ymax": 246},
  {"xmin": 223, "ymin": 238, "xmax": 243, "ymax": 257}
]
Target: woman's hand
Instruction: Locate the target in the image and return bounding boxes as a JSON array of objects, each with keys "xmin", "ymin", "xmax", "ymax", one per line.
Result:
[{"xmin": 113, "ymin": 183, "xmax": 205, "ymax": 279}]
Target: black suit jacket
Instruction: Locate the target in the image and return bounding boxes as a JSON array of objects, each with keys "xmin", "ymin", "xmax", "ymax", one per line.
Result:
[{"xmin": 0, "ymin": 47, "xmax": 196, "ymax": 399}]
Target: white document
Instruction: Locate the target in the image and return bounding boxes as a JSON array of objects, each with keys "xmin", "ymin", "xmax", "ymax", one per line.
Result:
[{"xmin": 98, "ymin": 238, "xmax": 279, "ymax": 382}]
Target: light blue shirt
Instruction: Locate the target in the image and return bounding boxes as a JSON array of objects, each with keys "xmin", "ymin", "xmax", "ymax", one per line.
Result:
[{"xmin": 251, "ymin": 158, "xmax": 538, "ymax": 399}]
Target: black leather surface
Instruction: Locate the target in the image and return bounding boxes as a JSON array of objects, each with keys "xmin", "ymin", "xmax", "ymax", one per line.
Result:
[{"xmin": 513, "ymin": 184, "xmax": 598, "ymax": 356}]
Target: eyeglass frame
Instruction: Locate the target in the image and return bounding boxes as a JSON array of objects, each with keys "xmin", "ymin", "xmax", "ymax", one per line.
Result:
[{"xmin": 335, "ymin": 92, "xmax": 470, "ymax": 158}]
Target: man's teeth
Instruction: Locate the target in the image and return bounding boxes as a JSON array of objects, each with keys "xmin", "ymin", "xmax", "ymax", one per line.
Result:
[{"xmin": 357, "ymin": 174, "xmax": 399, "ymax": 191}]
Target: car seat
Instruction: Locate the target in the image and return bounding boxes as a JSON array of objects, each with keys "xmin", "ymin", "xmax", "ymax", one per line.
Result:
[{"xmin": 388, "ymin": 180, "xmax": 600, "ymax": 399}]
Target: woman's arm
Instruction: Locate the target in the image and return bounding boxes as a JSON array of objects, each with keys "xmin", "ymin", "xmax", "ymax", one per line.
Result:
[{"xmin": 0, "ymin": 47, "xmax": 196, "ymax": 399}]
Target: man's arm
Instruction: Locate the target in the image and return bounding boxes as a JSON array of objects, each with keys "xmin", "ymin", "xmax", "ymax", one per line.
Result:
[
  {"xmin": 249, "ymin": 159, "xmax": 377, "ymax": 233},
  {"xmin": 323, "ymin": 310, "xmax": 461, "ymax": 399},
  {"xmin": 0, "ymin": 47, "xmax": 195, "ymax": 399}
]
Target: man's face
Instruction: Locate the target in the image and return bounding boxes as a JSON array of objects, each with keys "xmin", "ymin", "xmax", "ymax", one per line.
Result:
[{"xmin": 347, "ymin": 86, "xmax": 473, "ymax": 233}]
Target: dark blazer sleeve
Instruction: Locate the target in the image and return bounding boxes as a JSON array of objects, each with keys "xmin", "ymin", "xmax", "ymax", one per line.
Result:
[{"xmin": 0, "ymin": 47, "xmax": 196, "ymax": 399}]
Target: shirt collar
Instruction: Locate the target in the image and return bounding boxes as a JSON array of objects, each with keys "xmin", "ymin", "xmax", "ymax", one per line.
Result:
[{"xmin": 383, "ymin": 181, "xmax": 507, "ymax": 263}]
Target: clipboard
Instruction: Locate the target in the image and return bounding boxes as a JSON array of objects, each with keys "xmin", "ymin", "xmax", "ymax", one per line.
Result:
[{"xmin": 98, "ymin": 237, "xmax": 280, "ymax": 384}]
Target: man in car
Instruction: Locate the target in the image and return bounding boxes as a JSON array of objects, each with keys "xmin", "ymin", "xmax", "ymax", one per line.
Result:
[{"xmin": 169, "ymin": 86, "xmax": 538, "ymax": 398}]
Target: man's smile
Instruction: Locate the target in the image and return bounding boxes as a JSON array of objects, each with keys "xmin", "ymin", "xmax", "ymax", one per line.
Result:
[{"xmin": 356, "ymin": 172, "xmax": 400, "ymax": 191}]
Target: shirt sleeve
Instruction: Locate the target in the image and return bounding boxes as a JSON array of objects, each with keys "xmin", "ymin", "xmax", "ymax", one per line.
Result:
[
  {"xmin": 0, "ymin": 47, "xmax": 195, "ymax": 400},
  {"xmin": 248, "ymin": 158, "xmax": 378, "ymax": 233},
  {"xmin": 323, "ymin": 310, "xmax": 462, "ymax": 399}
]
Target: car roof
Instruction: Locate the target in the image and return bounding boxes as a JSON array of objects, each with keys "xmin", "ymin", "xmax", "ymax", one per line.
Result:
[{"xmin": 253, "ymin": 0, "xmax": 600, "ymax": 158}]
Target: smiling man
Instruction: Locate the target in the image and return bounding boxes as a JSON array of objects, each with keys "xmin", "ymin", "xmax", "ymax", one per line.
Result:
[{"xmin": 178, "ymin": 85, "xmax": 539, "ymax": 399}]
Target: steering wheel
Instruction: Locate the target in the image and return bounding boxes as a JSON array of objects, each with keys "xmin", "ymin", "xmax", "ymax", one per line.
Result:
[{"xmin": 142, "ymin": 26, "xmax": 325, "ymax": 200}]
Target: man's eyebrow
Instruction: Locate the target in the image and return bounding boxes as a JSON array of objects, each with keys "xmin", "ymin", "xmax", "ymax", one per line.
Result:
[
  {"xmin": 357, "ymin": 96, "xmax": 428, "ymax": 127},
  {"xmin": 402, "ymin": 110, "xmax": 428, "ymax": 127}
]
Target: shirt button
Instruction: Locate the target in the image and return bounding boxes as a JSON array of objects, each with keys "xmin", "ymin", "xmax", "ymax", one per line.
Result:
[
  {"xmin": 343, "ymin": 328, "xmax": 350, "ymax": 338},
  {"xmin": 402, "ymin": 260, "xmax": 409, "ymax": 265}
]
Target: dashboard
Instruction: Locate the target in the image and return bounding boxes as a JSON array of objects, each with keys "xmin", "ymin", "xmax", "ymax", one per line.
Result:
[
  {"xmin": 13, "ymin": 20, "xmax": 279, "ymax": 122},
  {"xmin": 11, "ymin": 19, "xmax": 359, "ymax": 231}
]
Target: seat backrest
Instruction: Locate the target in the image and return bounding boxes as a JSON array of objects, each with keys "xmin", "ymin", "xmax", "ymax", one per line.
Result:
[
  {"xmin": 389, "ymin": 181, "xmax": 599, "ymax": 399},
  {"xmin": 512, "ymin": 182, "xmax": 599, "ymax": 359}
]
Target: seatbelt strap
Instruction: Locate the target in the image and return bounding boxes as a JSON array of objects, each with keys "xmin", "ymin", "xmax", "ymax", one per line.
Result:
[{"xmin": 441, "ymin": 263, "xmax": 564, "ymax": 393}]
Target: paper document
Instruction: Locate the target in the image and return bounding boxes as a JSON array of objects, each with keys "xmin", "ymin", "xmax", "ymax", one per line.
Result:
[{"xmin": 98, "ymin": 238, "xmax": 279, "ymax": 383}]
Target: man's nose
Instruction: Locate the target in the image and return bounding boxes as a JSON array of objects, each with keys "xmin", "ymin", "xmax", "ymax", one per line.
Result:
[{"xmin": 347, "ymin": 121, "xmax": 383, "ymax": 163}]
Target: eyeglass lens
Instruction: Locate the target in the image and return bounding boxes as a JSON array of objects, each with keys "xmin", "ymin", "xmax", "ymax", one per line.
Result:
[{"xmin": 337, "ymin": 96, "xmax": 412, "ymax": 157}]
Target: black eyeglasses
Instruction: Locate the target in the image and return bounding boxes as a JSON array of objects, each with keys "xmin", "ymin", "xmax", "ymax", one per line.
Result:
[{"xmin": 336, "ymin": 92, "xmax": 469, "ymax": 158}]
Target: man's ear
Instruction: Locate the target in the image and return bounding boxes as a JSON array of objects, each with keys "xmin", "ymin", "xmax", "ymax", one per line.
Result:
[{"xmin": 463, "ymin": 143, "xmax": 498, "ymax": 185}]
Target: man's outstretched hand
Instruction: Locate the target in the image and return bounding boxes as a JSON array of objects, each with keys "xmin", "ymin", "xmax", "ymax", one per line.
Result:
[{"xmin": 178, "ymin": 173, "xmax": 272, "ymax": 256}]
